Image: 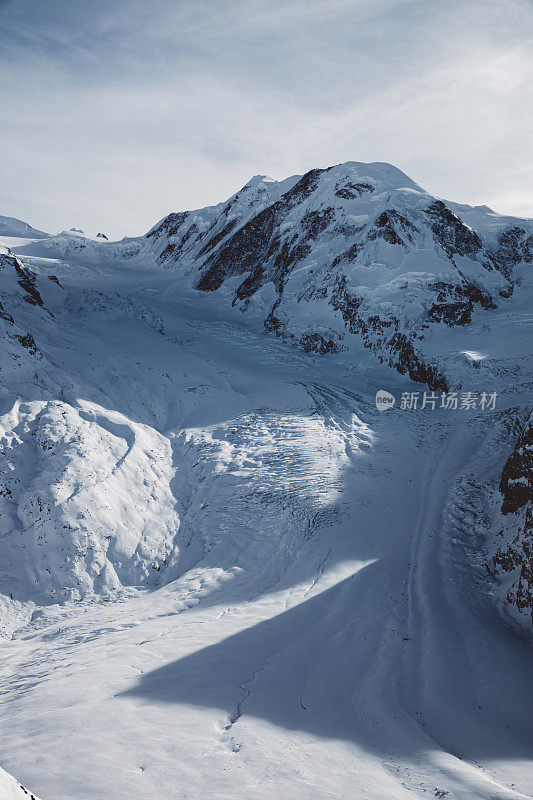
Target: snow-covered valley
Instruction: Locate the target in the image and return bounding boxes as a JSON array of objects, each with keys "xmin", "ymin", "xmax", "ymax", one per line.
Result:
[{"xmin": 0, "ymin": 162, "xmax": 531, "ymax": 799}]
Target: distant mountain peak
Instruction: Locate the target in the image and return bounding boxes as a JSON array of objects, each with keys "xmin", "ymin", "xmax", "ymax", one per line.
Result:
[
  {"xmin": 243, "ymin": 174, "xmax": 278, "ymax": 187},
  {"xmin": 0, "ymin": 214, "xmax": 49, "ymax": 239}
]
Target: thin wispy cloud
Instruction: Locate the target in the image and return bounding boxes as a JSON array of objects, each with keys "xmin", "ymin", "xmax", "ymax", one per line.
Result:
[{"xmin": 1, "ymin": 0, "xmax": 531, "ymax": 238}]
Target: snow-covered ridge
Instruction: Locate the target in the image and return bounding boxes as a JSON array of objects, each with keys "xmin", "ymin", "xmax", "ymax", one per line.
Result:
[{"xmin": 0, "ymin": 214, "xmax": 49, "ymax": 240}]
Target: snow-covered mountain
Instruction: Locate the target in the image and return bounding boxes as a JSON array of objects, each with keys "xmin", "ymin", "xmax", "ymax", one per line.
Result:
[
  {"xmin": 0, "ymin": 215, "xmax": 49, "ymax": 240},
  {"xmin": 20, "ymin": 161, "xmax": 531, "ymax": 393},
  {"xmin": 142, "ymin": 162, "xmax": 532, "ymax": 391},
  {"xmin": 0, "ymin": 162, "xmax": 531, "ymax": 800}
]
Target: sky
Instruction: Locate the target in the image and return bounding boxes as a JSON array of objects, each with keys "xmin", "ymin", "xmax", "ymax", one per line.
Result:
[{"xmin": 0, "ymin": 0, "xmax": 532, "ymax": 240}]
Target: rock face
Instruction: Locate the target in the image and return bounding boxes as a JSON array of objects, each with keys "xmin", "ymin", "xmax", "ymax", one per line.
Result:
[
  {"xmin": 490, "ymin": 413, "xmax": 533, "ymax": 631},
  {"xmin": 0, "ymin": 248, "xmax": 60, "ymax": 371},
  {"xmin": 143, "ymin": 161, "xmax": 531, "ymax": 389}
]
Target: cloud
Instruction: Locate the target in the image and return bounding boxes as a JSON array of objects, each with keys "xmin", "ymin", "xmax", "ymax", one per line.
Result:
[{"xmin": 0, "ymin": 0, "xmax": 531, "ymax": 237}]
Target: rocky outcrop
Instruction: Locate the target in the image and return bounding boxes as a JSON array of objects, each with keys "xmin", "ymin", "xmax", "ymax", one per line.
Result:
[
  {"xmin": 490, "ymin": 226, "xmax": 533, "ymax": 277},
  {"xmin": 0, "ymin": 251, "xmax": 52, "ymax": 315},
  {"xmin": 0, "ymin": 298, "xmax": 14, "ymax": 324},
  {"xmin": 424, "ymin": 200, "xmax": 482, "ymax": 258},
  {"xmin": 490, "ymin": 414, "xmax": 533, "ymax": 631},
  {"xmin": 15, "ymin": 260, "xmax": 45, "ymax": 308},
  {"xmin": 427, "ymin": 281, "xmax": 495, "ymax": 326},
  {"xmin": 499, "ymin": 418, "xmax": 533, "ymax": 514},
  {"xmin": 368, "ymin": 209, "xmax": 418, "ymax": 247},
  {"xmin": 0, "ymin": 250, "xmax": 63, "ymax": 366},
  {"xmin": 146, "ymin": 211, "xmax": 189, "ymax": 240}
]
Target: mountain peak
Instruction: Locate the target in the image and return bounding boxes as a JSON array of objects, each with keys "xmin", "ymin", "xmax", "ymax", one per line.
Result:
[
  {"xmin": 242, "ymin": 174, "xmax": 278, "ymax": 188},
  {"xmin": 329, "ymin": 160, "xmax": 426, "ymax": 193}
]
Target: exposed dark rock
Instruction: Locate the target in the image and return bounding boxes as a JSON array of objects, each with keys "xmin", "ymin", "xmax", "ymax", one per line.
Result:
[
  {"xmin": 197, "ymin": 218, "xmax": 239, "ymax": 257},
  {"xmin": 270, "ymin": 241, "xmax": 302, "ymax": 292},
  {"xmin": 198, "ymin": 202, "xmax": 281, "ymax": 291},
  {"xmin": 428, "ymin": 281, "xmax": 495, "ymax": 326},
  {"xmin": 281, "ymin": 168, "xmax": 330, "ymax": 207},
  {"xmin": 264, "ymin": 299, "xmax": 283, "ymax": 334},
  {"xmin": 331, "ymin": 243, "xmax": 360, "ymax": 268},
  {"xmin": 335, "ymin": 182, "xmax": 374, "ymax": 199},
  {"xmin": 14, "ymin": 260, "xmax": 45, "ymax": 307},
  {"xmin": 492, "ymin": 503, "xmax": 532, "ymax": 623},
  {"xmin": 491, "ymin": 226, "xmax": 533, "ymax": 277},
  {"xmin": 330, "ymin": 276, "xmax": 448, "ymax": 390},
  {"xmin": 15, "ymin": 332, "xmax": 40, "ymax": 354},
  {"xmin": 0, "ymin": 297, "xmax": 14, "ymax": 324},
  {"xmin": 159, "ymin": 242, "xmax": 178, "ymax": 261},
  {"xmin": 492, "ymin": 415, "xmax": 533, "ymax": 625},
  {"xmin": 500, "ymin": 418, "xmax": 533, "ymax": 515},
  {"xmin": 143, "ymin": 166, "xmax": 529, "ymax": 400},
  {"xmin": 147, "ymin": 212, "xmax": 188, "ymax": 240},
  {"xmin": 368, "ymin": 210, "xmax": 418, "ymax": 247},
  {"xmin": 96, "ymin": 233, "xmax": 108, "ymax": 239},
  {"xmin": 388, "ymin": 332, "xmax": 448, "ymax": 391},
  {"xmin": 300, "ymin": 207, "xmax": 334, "ymax": 239},
  {"xmin": 299, "ymin": 332, "xmax": 340, "ymax": 354},
  {"xmin": 159, "ymin": 223, "xmax": 199, "ymax": 263},
  {"xmin": 330, "ymin": 277, "xmax": 361, "ymax": 331},
  {"xmin": 235, "ymin": 267, "xmax": 266, "ymax": 302},
  {"xmin": 424, "ymin": 200, "xmax": 482, "ymax": 257}
]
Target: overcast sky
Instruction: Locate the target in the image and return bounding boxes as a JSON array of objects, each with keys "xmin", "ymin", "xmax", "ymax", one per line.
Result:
[{"xmin": 1, "ymin": 0, "xmax": 532, "ymax": 239}]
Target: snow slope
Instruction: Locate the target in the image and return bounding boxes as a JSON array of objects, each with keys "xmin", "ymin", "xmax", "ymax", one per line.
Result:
[
  {"xmin": 0, "ymin": 766, "xmax": 41, "ymax": 800},
  {"xmin": 0, "ymin": 163, "xmax": 531, "ymax": 800},
  {"xmin": 0, "ymin": 215, "xmax": 49, "ymax": 240}
]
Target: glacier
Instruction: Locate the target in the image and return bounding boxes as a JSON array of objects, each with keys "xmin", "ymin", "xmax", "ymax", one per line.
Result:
[{"xmin": 0, "ymin": 161, "xmax": 531, "ymax": 800}]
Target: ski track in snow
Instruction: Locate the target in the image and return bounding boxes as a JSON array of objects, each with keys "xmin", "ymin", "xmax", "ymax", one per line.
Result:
[{"xmin": 0, "ymin": 246, "xmax": 531, "ymax": 800}]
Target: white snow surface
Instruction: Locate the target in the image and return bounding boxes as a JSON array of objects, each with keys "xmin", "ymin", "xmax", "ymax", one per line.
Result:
[
  {"xmin": 0, "ymin": 766, "xmax": 42, "ymax": 800},
  {"xmin": 0, "ymin": 163, "xmax": 532, "ymax": 800},
  {"xmin": 0, "ymin": 215, "xmax": 49, "ymax": 240}
]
